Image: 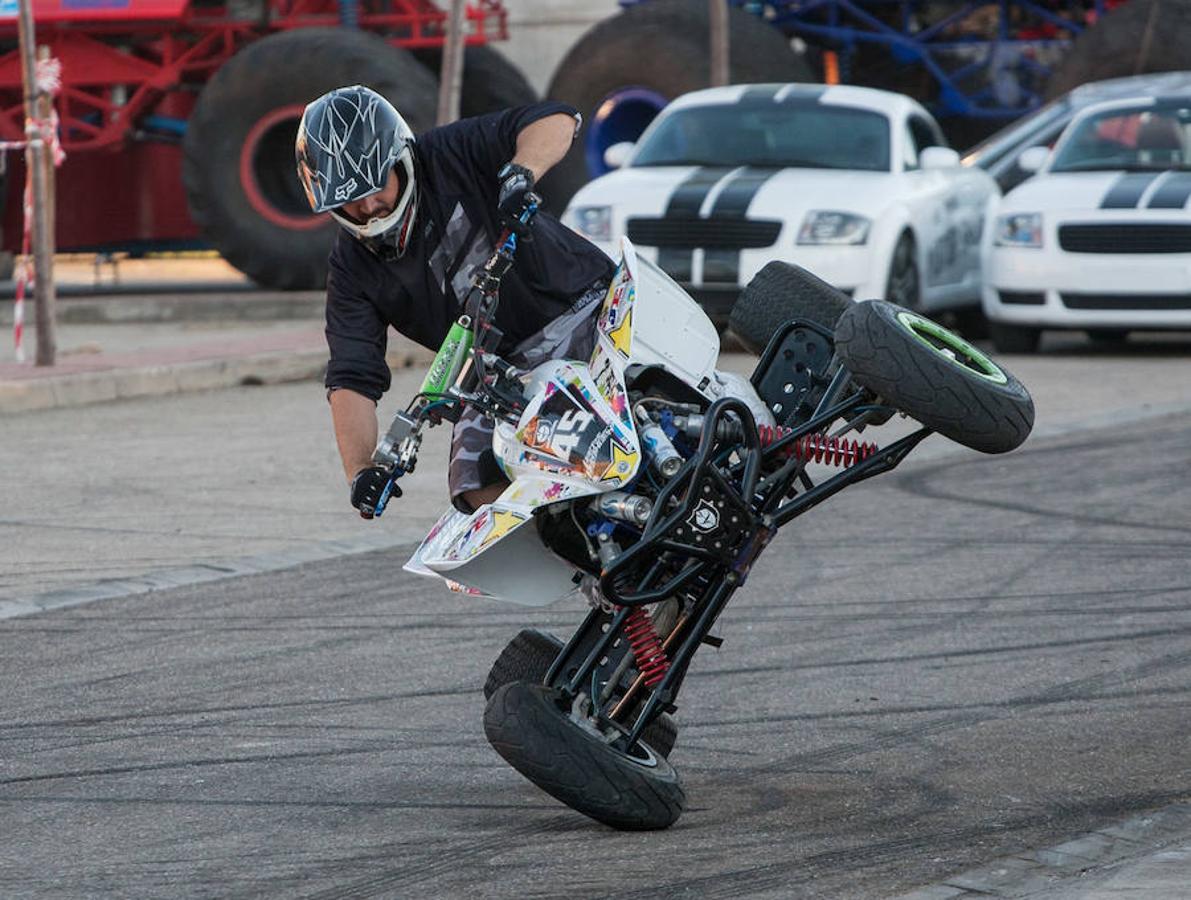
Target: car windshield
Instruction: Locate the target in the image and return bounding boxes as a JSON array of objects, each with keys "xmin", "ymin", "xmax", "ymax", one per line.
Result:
[
  {"xmin": 632, "ymin": 103, "xmax": 891, "ymax": 172},
  {"xmin": 964, "ymin": 98, "xmax": 1070, "ymax": 169},
  {"xmin": 1051, "ymin": 103, "xmax": 1191, "ymax": 172}
]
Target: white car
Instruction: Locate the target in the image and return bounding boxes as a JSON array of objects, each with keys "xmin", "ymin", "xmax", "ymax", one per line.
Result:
[
  {"xmin": 966, "ymin": 71, "xmax": 1191, "ymax": 194},
  {"xmin": 983, "ymin": 94, "xmax": 1191, "ymax": 352},
  {"xmin": 562, "ymin": 83, "xmax": 997, "ymax": 326}
]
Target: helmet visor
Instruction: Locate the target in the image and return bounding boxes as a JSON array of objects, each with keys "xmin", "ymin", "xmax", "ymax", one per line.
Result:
[{"xmin": 330, "ymin": 147, "xmax": 414, "ymax": 237}]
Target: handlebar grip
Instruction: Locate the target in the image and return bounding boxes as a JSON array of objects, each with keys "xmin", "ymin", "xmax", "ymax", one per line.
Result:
[{"xmin": 371, "ymin": 475, "xmax": 400, "ymax": 518}]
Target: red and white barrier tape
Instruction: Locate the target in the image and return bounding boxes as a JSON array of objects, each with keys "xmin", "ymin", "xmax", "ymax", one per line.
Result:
[{"xmin": 4, "ymin": 57, "xmax": 65, "ymax": 363}]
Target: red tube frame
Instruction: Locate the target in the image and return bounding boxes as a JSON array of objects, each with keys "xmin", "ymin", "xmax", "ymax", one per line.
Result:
[{"xmin": 0, "ymin": 1, "xmax": 508, "ymax": 151}]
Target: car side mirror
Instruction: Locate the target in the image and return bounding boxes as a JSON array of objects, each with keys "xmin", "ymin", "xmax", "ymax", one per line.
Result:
[
  {"xmin": 604, "ymin": 142, "xmax": 635, "ymax": 169},
  {"xmin": 1017, "ymin": 146, "xmax": 1050, "ymax": 173},
  {"xmin": 920, "ymin": 147, "xmax": 961, "ymax": 170}
]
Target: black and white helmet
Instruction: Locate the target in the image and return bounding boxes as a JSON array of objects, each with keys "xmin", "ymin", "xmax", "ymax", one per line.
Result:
[{"xmin": 295, "ymin": 84, "xmax": 418, "ymax": 260}]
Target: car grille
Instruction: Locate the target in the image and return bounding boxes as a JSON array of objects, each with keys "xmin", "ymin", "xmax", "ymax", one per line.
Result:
[
  {"xmin": 1060, "ymin": 292, "xmax": 1191, "ymax": 310},
  {"xmin": 626, "ymin": 217, "xmax": 782, "ymax": 249},
  {"xmin": 1058, "ymin": 224, "xmax": 1191, "ymax": 254}
]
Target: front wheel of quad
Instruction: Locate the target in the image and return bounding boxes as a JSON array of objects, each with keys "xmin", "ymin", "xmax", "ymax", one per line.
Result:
[
  {"xmin": 484, "ymin": 681, "xmax": 685, "ymax": 830},
  {"xmin": 835, "ymin": 300, "xmax": 1034, "ymax": 454}
]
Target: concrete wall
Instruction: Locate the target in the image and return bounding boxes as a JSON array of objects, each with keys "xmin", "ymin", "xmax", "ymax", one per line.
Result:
[{"xmin": 499, "ymin": 0, "xmax": 623, "ymax": 96}]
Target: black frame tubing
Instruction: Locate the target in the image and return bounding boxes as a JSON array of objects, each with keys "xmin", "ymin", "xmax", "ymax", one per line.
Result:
[{"xmin": 600, "ymin": 397, "xmax": 763, "ymax": 607}]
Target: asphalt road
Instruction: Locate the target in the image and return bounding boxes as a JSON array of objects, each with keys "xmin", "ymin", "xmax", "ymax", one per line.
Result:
[{"xmin": 2, "ymin": 396, "xmax": 1189, "ymax": 897}]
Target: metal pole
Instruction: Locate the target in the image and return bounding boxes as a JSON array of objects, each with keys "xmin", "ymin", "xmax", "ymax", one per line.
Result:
[
  {"xmin": 709, "ymin": 0, "xmax": 730, "ymax": 87},
  {"xmin": 16, "ymin": 1, "xmax": 56, "ymax": 366},
  {"xmin": 436, "ymin": 0, "xmax": 467, "ymax": 126}
]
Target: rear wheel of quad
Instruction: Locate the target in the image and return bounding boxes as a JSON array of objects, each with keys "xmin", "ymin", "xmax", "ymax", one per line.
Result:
[
  {"xmin": 483, "ymin": 629, "xmax": 679, "ymax": 758},
  {"xmin": 835, "ymin": 300, "xmax": 1034, "ymax": 454},
  {"xmin": 485, "ymin": 681, "xmax": 685, "ymax": 830},
  {"xmin": 183, "ymin": 28, "xmax": 438, "ymax": 289},
  {"xmin": 729, "ymin": 261, "xmax": 853, "ymax": 355},
  {"xmin": 539, "ymin": 0, "xmax": 814, "ymax": 212}
]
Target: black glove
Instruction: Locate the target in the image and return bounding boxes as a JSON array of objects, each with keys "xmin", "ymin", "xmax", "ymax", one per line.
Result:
[
  {"xmin": 350, "ymin": 465, "xmax": 401, "ymax": 519},
  {"xmin": 497, "ymin": 162, "xmax": 538, "ymax": 236}
]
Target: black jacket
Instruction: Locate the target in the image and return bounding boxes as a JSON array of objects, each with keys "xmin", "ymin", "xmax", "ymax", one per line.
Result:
[{"xmin": 324, "ymin": 102, "xmax": 615, "ymax": 401}]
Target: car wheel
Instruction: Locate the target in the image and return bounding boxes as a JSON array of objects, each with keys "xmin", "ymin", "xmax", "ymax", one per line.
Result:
[
  {"xmin": 885, "ymin": 233, "xmax": 920, "ymax": 310},
  {"xmin": 989, "ymin": 321, "xmax": 1042, "ymax": 354}
]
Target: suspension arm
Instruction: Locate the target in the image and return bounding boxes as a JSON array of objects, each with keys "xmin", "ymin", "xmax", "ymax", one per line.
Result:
[{"xmin": 769, "ymin": 426, "xmax": 933, "ymax": 529}]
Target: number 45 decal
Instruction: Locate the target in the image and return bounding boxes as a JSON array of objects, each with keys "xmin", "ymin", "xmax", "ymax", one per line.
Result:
[{"xmin": 551, "ymin": 409, "xmax": 594, "ymax": 459}]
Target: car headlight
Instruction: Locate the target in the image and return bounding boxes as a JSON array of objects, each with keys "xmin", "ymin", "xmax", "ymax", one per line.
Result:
[
  {"xmin": 567, "ymin": 205, "xmax": 612, "ymax": 241},
  {"xmin": 994, "ymin": 213, "xmax": 1043, "ymax": 248},
  {"xmin": 797, "ymin": 211, "xmax": 871, "ymax": 245}
]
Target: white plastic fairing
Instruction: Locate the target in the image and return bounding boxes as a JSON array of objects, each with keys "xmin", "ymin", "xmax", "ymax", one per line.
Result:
[
  {"xmin": 405, "ymin": 480, "xmax": 589, "ymax": 606},
  {"xmin": 403, "ymin": 236, "xmax": 727, "ymax": 607},
  {"xmin": 618, "ymin": 239, "xmax": 721, "ymax": 394},
  {"xmin": 419, "ymin": 511, "xmax": 580, "ymax": 606}
]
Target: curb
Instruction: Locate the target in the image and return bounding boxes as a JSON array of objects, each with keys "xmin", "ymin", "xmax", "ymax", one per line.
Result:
[
  {"xmin": 0, "ymin": 349, "xmax": 330, "ymax": 414},
  {"xmin": 0, "ymin": 341, "xmax": 436, "ymax": 414},
  {"xmin": 0, "ymin": 532, "xmax": 423, "ymax": 621},
  {"xmin": 0, "ymin": 290, "xmax": 323, "ymax": 325},
  {"xmin": 894, "ymin": 802, "xmax": 1191, "ymax": 899}
]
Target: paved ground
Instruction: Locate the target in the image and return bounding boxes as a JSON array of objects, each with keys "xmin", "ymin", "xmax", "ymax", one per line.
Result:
[
  {"xmin": 2, "ymin": 330, "xmax": 1191, "ymax": 897},
  {"xmin": 3, "ymin": 278, "xmax": 1191, "ymax": 897}
]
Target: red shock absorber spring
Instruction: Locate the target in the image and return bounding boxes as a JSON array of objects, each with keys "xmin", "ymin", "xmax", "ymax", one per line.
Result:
[
  {"xmin": 622, "ymin": 606, "xmax": 670, "ymax": 688},
  {"xmin": 757, "ymin": 425, "xmax": 878, "ymax": 467}
]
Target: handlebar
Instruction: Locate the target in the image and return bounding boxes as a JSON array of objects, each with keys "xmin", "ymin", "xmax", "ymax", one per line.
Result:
[{"xmin": 366, "ymin": 193, "xmax": 542, "ymax": 518}]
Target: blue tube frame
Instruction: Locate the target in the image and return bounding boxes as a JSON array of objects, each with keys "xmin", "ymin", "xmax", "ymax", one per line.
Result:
[{"xmin": 619, "ymin": 0, "xmax": 1107, "ymax": 120}]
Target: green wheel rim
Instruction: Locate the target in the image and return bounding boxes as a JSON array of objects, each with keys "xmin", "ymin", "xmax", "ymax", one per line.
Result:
[{"xmin": 895, "ymin": 311, "xmax": 1008, "ymax": 385}]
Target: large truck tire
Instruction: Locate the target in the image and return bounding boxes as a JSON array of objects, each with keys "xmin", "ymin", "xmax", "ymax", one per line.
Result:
[
  {"xmin": 1045, "ymin": 0, "xmax": 1191, "ymax": 100},
  {"xmin": 412, "ymin": 45, "xmax": 538, "ymax": 117},
  {"xmin": 183, "ymin": 28, "xmax": 438, "ymax": 290},
  {"xmin": 539, "ymin": 0, "xmax": 814, "ymax": 213}
]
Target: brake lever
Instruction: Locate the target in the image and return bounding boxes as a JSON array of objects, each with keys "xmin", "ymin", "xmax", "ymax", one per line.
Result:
[{"xmin": 371, "ymin": 473, "xmax": 401, "ymax": 518}]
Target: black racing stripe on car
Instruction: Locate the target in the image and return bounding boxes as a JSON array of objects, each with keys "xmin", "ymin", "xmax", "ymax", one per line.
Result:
[
  {"xmin": 703, "ymin": 167, "xmax": 782, "ymax": 285},
  {"xmin": 657, "ymin": 247, "xmax": 693, "ymax": 282},
  {"xmin": 664, "ymin": 166, "xmax": 734, "ymax": 217},
  {"xmin": 1100, "ymin": 172, "xmax": 1162, "ymax": 208},
  {"xmin": 776, "ymin": 85, "xmax": 827, "ymax": 103},
  {"xmin": 1146, "ymin": 171, "xmax": 1191, "ymax": 208},
  {"xmin": 702, "ymin": 249, "xmax": 738, "ymax": 284},
  {"xmin": 708, "ymin": 167, "xmax": 780, "ymax": 217},
  {"xmin": 655, "ymin": 167, "xmax": 733, "ymax": 283},
  {"xmin": 738, "ymin": 84, "xmax": 783, "ymax": 103}
]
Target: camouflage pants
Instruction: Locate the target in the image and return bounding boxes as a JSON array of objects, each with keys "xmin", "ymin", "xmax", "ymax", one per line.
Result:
[{"xmin": 448, "ymin": 280, "xmax": 608, "ymax": 510}]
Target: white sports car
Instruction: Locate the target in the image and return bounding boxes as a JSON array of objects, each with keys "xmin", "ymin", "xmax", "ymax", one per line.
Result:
[
  {"xmin": 983, "ymin": 94, "xmax": 1191, "ymax": 352},
  {"xmin": 562, "ymin": 83, "xmax": 997, "ymax": 326}
]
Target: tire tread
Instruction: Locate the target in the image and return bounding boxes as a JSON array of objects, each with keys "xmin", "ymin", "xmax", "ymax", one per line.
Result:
[
  {"xmin": 484, "ymin": 681, "xmax": 685, "ymax": 830},
  {"xmin": 729, "ymin": 261, "xmax": 852, "ymax": 354},
  {"xmin": 835, "ymin": 300, "xmax": 1034, "ymax": 454}
]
